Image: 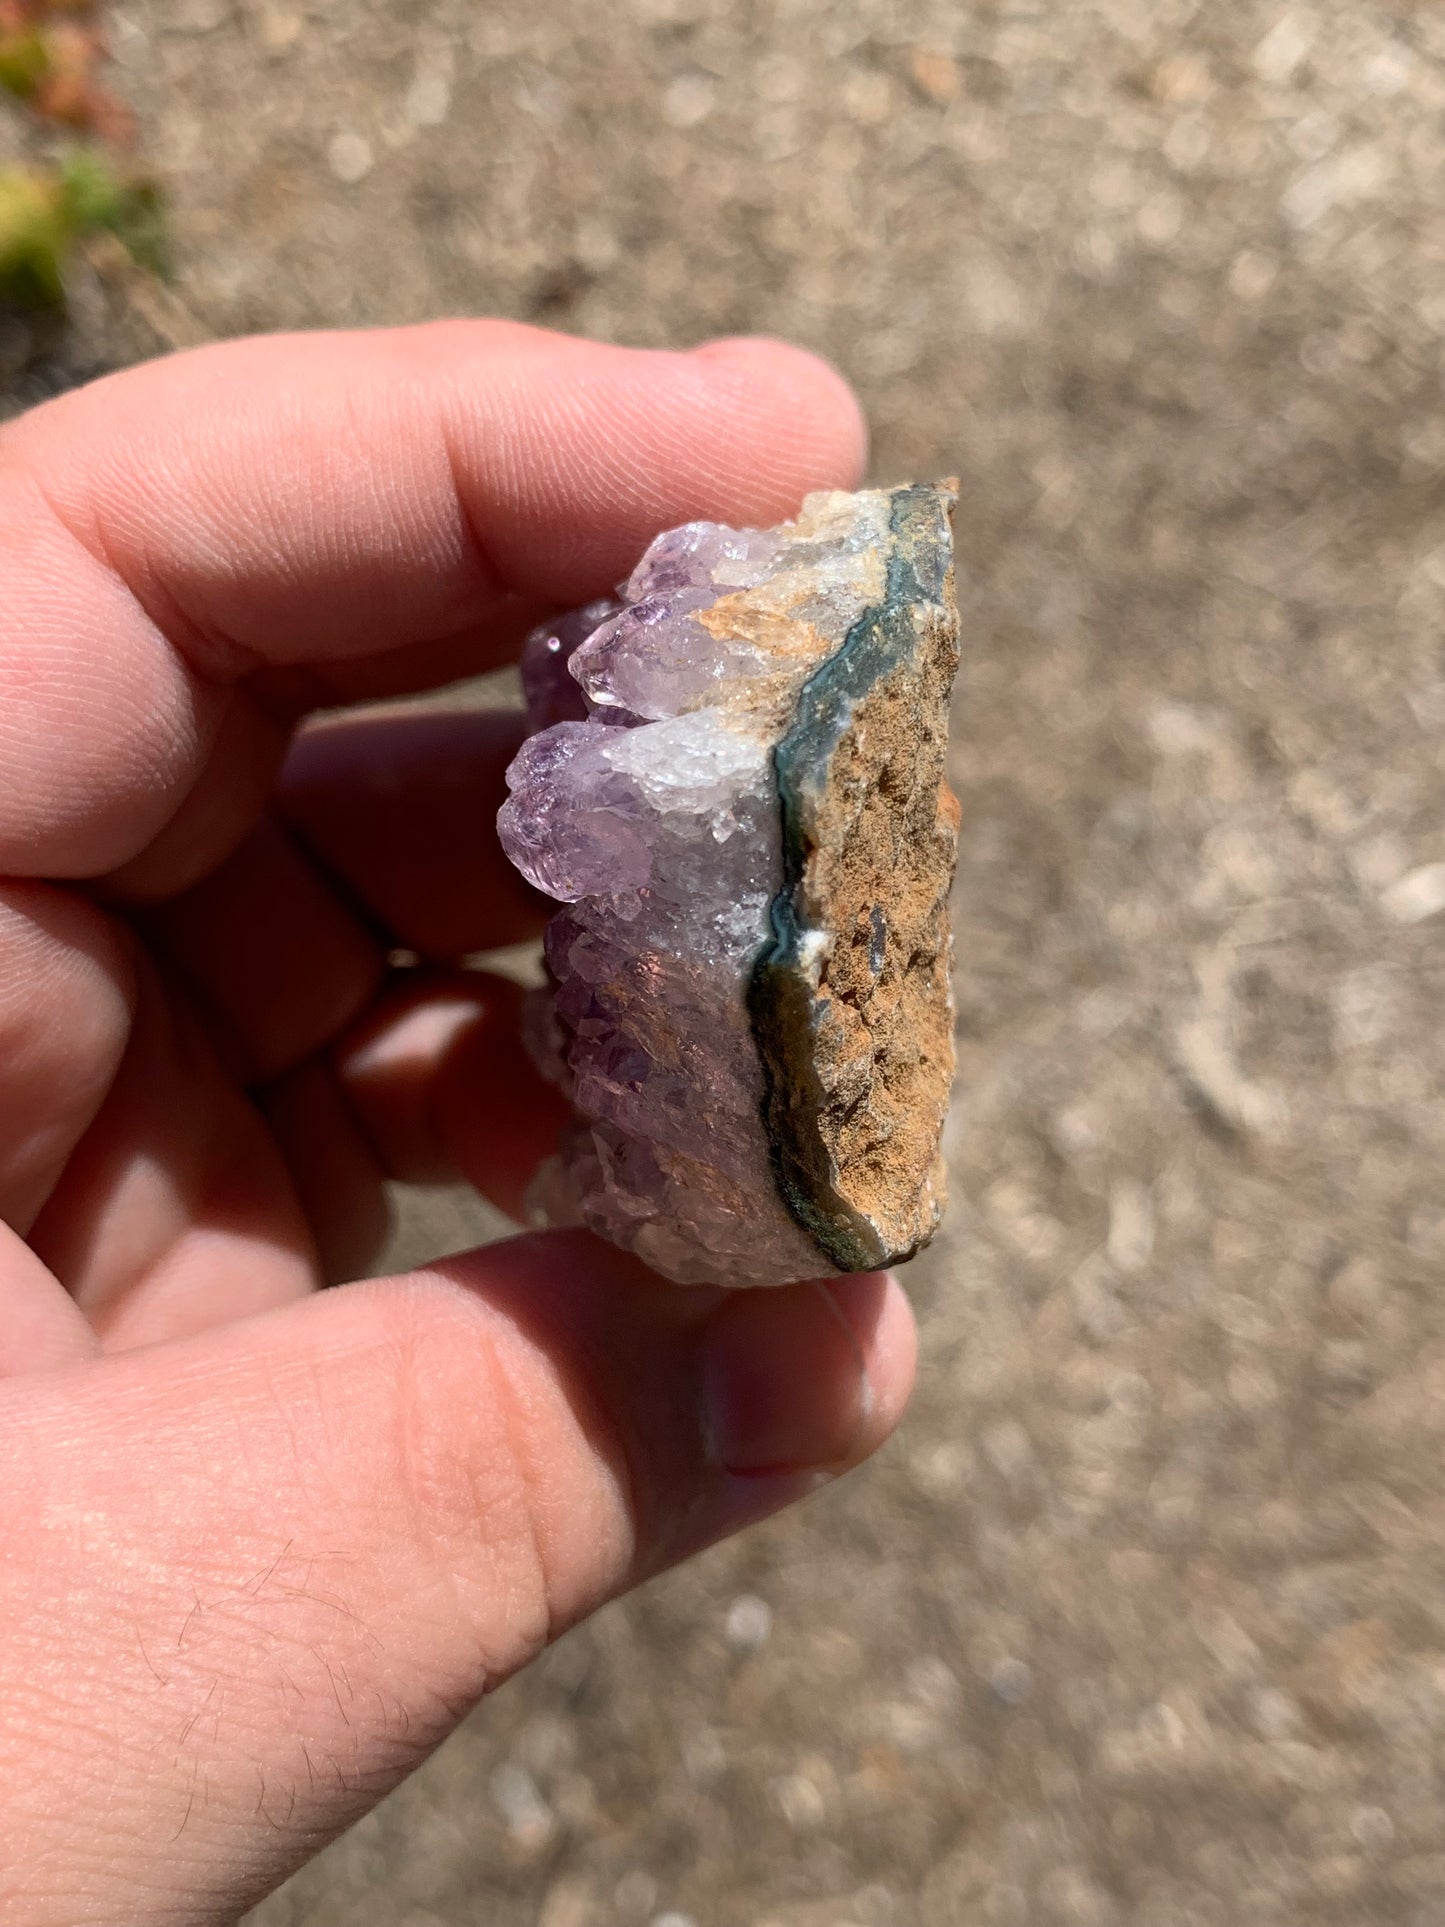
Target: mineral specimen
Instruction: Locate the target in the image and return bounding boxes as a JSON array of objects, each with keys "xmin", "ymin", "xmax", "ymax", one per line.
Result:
[{"xmin": 498, "ymin": 483, "xmax": 961, "ymax": 1286}]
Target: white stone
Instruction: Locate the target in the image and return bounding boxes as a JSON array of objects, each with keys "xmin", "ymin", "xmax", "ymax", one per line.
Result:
[
  {"xmin": 1381, "ymin": 862, "xmax": 1445, "ymax": 924},
  {"xmin": 327, "ymin": 132, "xmax": 374, "ymax": 184}
]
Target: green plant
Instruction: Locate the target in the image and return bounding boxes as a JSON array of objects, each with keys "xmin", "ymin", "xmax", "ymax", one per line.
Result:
[
  {"xmin": 0, "ymin": 148, "xmax": 163, "ymax": 308},
  {"xmin": 0, "ymin": 27, "xmax": 50, "ymax": 100},
  {"xmin": 0, "ymin": 163, "xmax": 64, "ymax": 305}
]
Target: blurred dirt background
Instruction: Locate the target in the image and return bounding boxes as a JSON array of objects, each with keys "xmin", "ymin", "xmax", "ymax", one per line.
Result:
[{"xmin": 8, "ymin": 0, "xmax": 1445, "ymax": 1921}]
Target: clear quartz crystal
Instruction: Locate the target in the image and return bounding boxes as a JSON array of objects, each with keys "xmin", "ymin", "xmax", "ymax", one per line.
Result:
[{"xmin": 498, "ymin": 493, "xmax": 892, "ymax": 1285}]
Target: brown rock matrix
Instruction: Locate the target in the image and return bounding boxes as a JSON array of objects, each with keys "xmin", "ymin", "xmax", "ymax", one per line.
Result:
[{"xmin": 750, "ymin": 482, "xmax": 961, "ymax": 1271}]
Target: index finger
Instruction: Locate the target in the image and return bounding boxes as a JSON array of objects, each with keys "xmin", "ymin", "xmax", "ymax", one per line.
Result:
[{"xmin": 0, "ymin": 322, "xmax": 866, "ymax": 877}]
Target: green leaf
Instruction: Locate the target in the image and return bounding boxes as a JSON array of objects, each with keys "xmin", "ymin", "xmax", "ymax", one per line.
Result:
[
  {"xmin": 0, "ymin": 165, "xmax": 70, "ymax": 309},
  {"xmin": 58, "ymin": 149, "xmax": 168, "ymax": 276},
  {"xmin": 0, "ymin": 152, "xmax": 169, "ymax": 310}
]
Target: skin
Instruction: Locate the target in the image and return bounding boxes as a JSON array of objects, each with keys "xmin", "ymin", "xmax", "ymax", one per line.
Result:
[{"xmin": 0, "ymin": 322, "xmax": 917, "ymax": 1926}]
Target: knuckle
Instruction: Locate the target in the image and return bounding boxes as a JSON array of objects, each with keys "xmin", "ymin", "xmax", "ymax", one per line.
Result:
[{"xmin": 371, "ymin": 1276, "xmax": 558, "ymax": 1673}]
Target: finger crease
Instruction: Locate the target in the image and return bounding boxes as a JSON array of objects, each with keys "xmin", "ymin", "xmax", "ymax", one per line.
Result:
[
  {"xmin": 439, "ymin": 422, "xmax": 515, "ymax": 608},
  {"xmin": 15, "ymin": 454, "xmax": 260, "ymax": 685}
]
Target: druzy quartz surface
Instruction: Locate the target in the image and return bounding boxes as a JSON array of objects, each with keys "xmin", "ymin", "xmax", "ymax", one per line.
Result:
[{"xmin": 498, "ymin": 484, "xmax": 961, "ymax": 1286}]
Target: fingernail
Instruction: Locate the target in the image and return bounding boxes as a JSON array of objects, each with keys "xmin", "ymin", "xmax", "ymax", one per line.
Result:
[{"xmin": 700, "ymin": 1275, "xmax": 883, "ymax": 1476}]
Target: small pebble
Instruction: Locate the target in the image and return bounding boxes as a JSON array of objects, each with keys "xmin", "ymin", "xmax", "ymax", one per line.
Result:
[
  {"xmin": 661, "ymin": 74, "xmax": 715, "ymax": 128},
  {"xmin": 1351, "ymin": 1805, "xmax": 1395, "ymax": 1850},
  {"xmin": 328, "ymin": 132, "xmax": 375, "ymax": 184},
  {"xmin": 1254, "ymin": 12, "xmax": 1313, "ymax": 86},
  {"xmin": 405, "ymin": 63, "xmax": 453, "ymax": 128},
  {"xmin": 488, "ymin": 1762, "xmax": 555, "ymax": 1850},
  {"xmin": 990, "ymin": 1658, "xmax": 1035, "ymax": 1705},
  {"xmin": 907, "ymin": 48, "xmax": 961, "ymax": 105},
  {"xmin": 724, "ymin": 1593, "xmax": 773, "ymax": 1651},
  {"xmin": 1381, "ymin": 863, "xmax": 1445, "ymax": 924},
  {"xmin": 258, "ymin": 8, "xmax": 301, "ymax": 52}
]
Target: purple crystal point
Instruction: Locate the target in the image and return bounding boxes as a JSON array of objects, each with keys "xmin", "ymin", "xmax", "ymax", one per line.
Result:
[
  {"xmin": 498, "ymin": 485, "xmax": 961, "ymax": 1286},
  {"xmin": 497, "ymin": 724, "xmax": 653, "ymax": 901},
  {"xmin": 625, "ymin": 520, "xmax": 784, "ymax": 599},
  {"xmin": 519, "ymin": 597, "xmax": 621, "ymax": 730}
]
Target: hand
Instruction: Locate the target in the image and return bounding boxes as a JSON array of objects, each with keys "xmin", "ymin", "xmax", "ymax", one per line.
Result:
[{"xmin": 0, "ymin": 323, "xmax": 916, "ymax": 1925}]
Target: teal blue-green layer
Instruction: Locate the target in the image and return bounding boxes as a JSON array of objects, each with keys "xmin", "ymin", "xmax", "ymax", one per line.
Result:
[{"xmin": 746, "ymin": 484, "xmax": 953, "ymax": 1271}]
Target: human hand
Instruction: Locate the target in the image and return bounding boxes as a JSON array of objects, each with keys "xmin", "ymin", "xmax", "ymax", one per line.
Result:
[{"xmin": 0, "ymin": 323, "xmax": 916, "ymax": 1925}]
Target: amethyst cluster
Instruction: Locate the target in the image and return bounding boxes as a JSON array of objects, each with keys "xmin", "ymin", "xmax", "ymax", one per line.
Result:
[{"xmin": 499, "ymin": 485, "xmax": 961, "ymax": 1286}]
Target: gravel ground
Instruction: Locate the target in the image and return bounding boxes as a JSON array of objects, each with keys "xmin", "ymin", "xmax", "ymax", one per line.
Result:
[{"xmin": 8, "ymin": 1, "xmax": 1445, "ymax": 1921}]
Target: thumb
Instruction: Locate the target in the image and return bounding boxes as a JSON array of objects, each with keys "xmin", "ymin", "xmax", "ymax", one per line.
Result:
[{"xmin": 0, "ymin": 1232, "xmax": 914, "ymax": 1927}]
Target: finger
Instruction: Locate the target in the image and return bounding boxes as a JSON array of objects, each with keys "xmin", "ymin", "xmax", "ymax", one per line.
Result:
[
  {"xmin": 0, "ymin": 1237, "xmax": 913, "ymax": 1921},
  {"xmin": 143, "ymin": 816, "xmax": 386, "ymax": 1086},
  {"xmin": 260, "ymin": 1058, "xmax": 394, "ymax": 1285},
  {"xmin": 28, "ymin": 958, "xmax": 318, "ymax": 1350},
  {"xmin": 278, "ymin": 706, "xmax": 547, "ymax": 959},
  {"xmin": 249, "ymin": 594, "xmax": 549, "ymax": 709},
  {"xmin": 0, "ymin": 324, "xmax": 867, "ymax": 879},
  {"xmin": 100, "ymin": 689, "xmax": 289, "ymax": 904},
  {"xmin": 0, "ymin": 882, "xmax": 136, "ymax": 1233},
  {"xmin": 429, "ymin": 990, "xmax": 574, "ymax": 1220},
  {"xmin": 0, "ymin": 1221, "xmax": 98, "ymax": 1375},
  {"xmin": 330, "ymin": 970, "xmax": 571, "ymax": 1217}
]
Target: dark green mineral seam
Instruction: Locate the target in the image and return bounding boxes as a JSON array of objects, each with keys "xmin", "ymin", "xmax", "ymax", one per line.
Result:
[{"xmin": 746, "ymin": 485, "xmax": 949, "ymax": 1270}]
